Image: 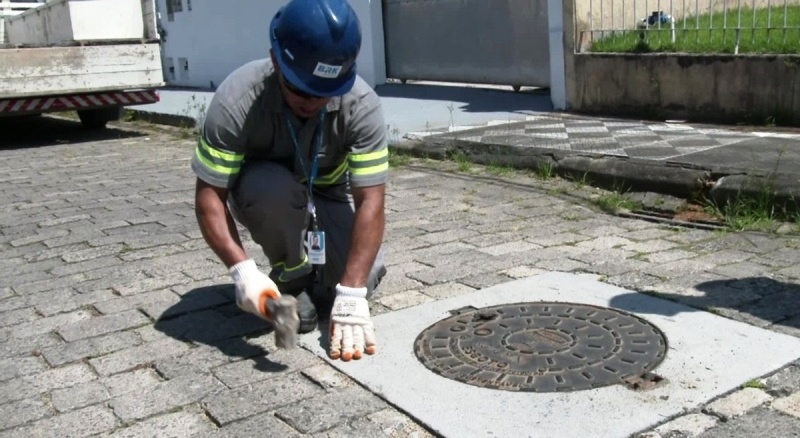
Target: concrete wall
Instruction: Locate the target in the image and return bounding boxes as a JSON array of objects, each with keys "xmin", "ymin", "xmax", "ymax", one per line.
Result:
[
  {"xmin": 560, "ymin": 1, "xmax": 800, "ymax": 126},
  {"xmin": 156, "ymin": 0, "xmax": 386, "ymax": 90},
  {"xmin": 569, "ymin": 53, "xmax": 800, "ymax": 125}
]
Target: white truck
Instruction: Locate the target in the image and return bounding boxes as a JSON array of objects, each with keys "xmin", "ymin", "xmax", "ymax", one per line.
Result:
[{"xmin": 0, "ymin": 0, "xmax": 164, "ymax": 129}]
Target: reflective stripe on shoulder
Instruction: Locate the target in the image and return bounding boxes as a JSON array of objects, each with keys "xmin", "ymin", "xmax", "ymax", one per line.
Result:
[
  {"xmin": 349, "ymin": 148, "xmax": 389, "ymax": 177},
  {"xmin": 194, "ymin": 137, "xmax": 244, "ymax": 175}
]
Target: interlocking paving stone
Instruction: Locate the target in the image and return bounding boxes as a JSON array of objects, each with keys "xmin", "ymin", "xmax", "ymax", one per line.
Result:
[
  {"xmin": 0, "ymin": 405, "xmax": 118, "ymax": 438},
  {"xmin": 101, "ymin": 368, "xmax": 163, "ymax": 398},
  {"xmin": 34, "ymin": 289, "xmax": 117, "ymax": 317},
  {"xmin": 764, "ymin": 365, "xmax": 800, "ymax": 397},
  {"xmin": 192, "ymin": 414, "xmax": 301, "ymax": 438},
  {"xmin": 154, "ymin": 345, "xmax": 241, "ymax": 380},
  {"xmin": 0, "ymin": 363, "xmax": 96, "ymax": 404},
  {"xmin": 301, "ymin": 364, "xmax": 352, "ymax": 390},
  {"xmin": 0, "ymin": 307, "xmax": 39, "ymax": 328},
  {"xmin": 653, "ymin": 414, "xmax": 719, "ymax": 437},
  {"xmin": 367, "ymin": 409, "xmax": 436, "ymax": 438},
  {"xmin": 88, "ymin": 337, "xmax": 191, "ymax": 376},
  {"xmin": 0, "ymin": 356, "xmax": 48, "ymax": 381},
  {"xmin": 772, "ymin": 393, "xmax": 800, "ymax": 419},
  {"xmin": 704, "ymin": 388, "xmax": 773, "ymax": 420},
  {"xmin": 51, "ymin": 380, "xmax": 111, "ymax": 412},
  {"xmin": 376, "ymin": 290, "xmax": 434, "ymax": 310},
  {"xmin": 93, "ymin": 289, "xmax": 179, "ymax": 315},
  {"xmin": 202, "ymin": 372, "xmax": 324, "ymax": 425},
  {"xmin": 110, "ymin": 372, "xmax": 225, "ymax": 422},
  {"xmin": 42, "ymin": 330, "xmax": 141, "ymax": 367},
  {"xmin": 0, "ymin": 332, "xmax": 63, "ymax": 357},
  {"xmin": 211, "ymin": 348, "xmax": 319, "ymax": 388},
  {"xmin": 104, "ymin": 410, "xmax": 216, "ymax": 437},
  {"xmin": 274, "ymin": 386, "xmax": 388, "ymax": 434},
  {"xmin": 696, "ymin": 407, "xmax": 800, "ymax": 438},
  {"xmin": 0, "ymin": 397, "xmax": 53, "ymax": 430},
  {"xmin": 419, "ymin": 282, "xmax": 477, "ymax": 300},
  {"xmin": 57, "ymin": 309, "xmax": 151, "ymax": 342}
]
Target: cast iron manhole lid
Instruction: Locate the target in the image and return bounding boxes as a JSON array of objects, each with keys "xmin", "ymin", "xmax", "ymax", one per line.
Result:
[{"xmin": 413, "ymin": 302, "xmax": 668, "ymax": 392}]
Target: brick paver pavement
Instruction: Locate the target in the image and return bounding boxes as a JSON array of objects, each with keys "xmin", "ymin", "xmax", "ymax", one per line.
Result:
[{"xmin": 1, "ymin": 116, "xmax": 800, "ymax": 437}]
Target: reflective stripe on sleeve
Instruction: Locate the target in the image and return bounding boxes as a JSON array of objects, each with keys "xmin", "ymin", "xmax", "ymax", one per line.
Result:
[
  {"xmin": 194, "ymin": 138, "xmax": 244, "ymax": 176},
  {"xmin": 349, "ymin": 148, "xmax": 389, "ymax": 177}
]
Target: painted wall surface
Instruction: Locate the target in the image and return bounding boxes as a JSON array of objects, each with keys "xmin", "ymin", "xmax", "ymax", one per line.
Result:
[{"xmin": 156, "ymin": 0, "xmax": 385, "ymax": 90}]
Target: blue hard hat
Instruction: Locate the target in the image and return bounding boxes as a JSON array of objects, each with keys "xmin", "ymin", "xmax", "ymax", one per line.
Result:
[{"xmin": 270, "ymin": 0, "xmax": 362, "ymax": 97}]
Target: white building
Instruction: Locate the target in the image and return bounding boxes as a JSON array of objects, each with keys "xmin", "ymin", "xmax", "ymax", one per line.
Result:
[
  {"xmin": 154, "ymin": 0, "xmax": 566, "ymax": 110},
  {"xmin": 155, "ymin": 0, "xmax": 386, "ymax": 90}
]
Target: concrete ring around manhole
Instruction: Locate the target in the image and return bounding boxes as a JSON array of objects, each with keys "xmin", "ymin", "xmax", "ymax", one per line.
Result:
[{"xmin": 413, "ymin": 302, "xmax": 668, "ymax": 393}]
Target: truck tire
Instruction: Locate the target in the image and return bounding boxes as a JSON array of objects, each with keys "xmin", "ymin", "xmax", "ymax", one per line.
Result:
[{"xmin": 78, "ymin": 107, "xmax": 122, "ymax": 129}]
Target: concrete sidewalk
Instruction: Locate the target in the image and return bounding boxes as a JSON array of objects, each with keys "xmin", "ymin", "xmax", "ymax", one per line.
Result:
[{"xmin": 400, "ymin": 112, "xmax": 800, "ymax": 211}]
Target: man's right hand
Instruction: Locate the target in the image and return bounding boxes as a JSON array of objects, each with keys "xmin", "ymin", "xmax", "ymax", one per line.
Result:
[{"xmin": 229, "ymin": 259, "xmax": 281, "ymax": 320}]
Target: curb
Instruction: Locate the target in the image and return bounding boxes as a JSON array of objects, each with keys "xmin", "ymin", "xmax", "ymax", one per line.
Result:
[
  {"xmin": 123, "ymin": 108, "xmax": 197, "ymax": 129},
  {"xmin": 396, "ymin": 135, "xmax": 800, "ymax": 212}
]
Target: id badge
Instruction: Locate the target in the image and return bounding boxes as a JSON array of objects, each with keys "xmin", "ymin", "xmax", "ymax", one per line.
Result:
[{"xmin": 307, "ymin": 231, "xmax": 326, "ymax": 265}]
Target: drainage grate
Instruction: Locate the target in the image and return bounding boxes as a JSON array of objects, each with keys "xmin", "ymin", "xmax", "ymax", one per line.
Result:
[{"xmin": 413, "ymin": 302, "xmax": 668, "ymax": 392}]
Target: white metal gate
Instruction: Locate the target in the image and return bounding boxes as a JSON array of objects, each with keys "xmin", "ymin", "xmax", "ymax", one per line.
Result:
[{"xmin": 382, "ymin": 0, "xmax": 551, "ymax": 88}]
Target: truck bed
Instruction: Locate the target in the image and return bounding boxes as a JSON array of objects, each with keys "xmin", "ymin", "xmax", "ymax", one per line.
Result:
[{"xmin": 0, "ymin": 42, "xmax": 164, "ymax": 99}]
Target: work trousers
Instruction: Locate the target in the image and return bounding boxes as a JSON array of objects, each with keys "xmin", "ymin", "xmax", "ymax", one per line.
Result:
[{"xmin": 229, "ymin": 161, "xmax": 386, "ymax": 298}]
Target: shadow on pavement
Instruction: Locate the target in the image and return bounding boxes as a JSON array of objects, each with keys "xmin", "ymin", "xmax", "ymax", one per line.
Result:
[
  {"xmin": 153, "ymin": 284, "xmax": 290, "ymax": 373},
  {"xmin": 375, "ymin": 82, "xmax": 553, "ymax": 114},
  {"xmin": 1, "ymin": 115, "xmax": 145, "ymax": 150},
  {"xmin": 608, "ymin": 277, "xmax": 800, "ymax": 333}
]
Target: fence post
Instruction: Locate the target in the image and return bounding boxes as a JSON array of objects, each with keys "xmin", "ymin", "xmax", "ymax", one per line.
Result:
[{"xmin": 548, "ymin": 0, "xmax": 567, "ymax": 110}]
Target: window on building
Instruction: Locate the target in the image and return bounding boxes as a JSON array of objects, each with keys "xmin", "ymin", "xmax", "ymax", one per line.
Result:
[
  {"xmin": 165, "ymin": 0, "xmax": 182, "ymax": 21},
  {"xmin": 166, "ymin": 58, "xmax": 175, "ymax": 81}
]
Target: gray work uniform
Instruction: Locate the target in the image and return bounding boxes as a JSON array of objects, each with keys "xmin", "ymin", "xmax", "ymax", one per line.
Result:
[{"xmin": 191, "ymin": 59, "xmax": 389, "ymax": 295}]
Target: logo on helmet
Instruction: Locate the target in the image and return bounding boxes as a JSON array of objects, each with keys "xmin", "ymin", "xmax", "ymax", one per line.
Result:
[{"xmin": 313, "ymin": 62, "xmax": 343, "ymax": 79}]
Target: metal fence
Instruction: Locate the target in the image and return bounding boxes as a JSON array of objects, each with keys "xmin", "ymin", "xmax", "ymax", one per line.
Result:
[{"xmin": 577, "ymin": 0, "xmax": 800, "ymax": 54}]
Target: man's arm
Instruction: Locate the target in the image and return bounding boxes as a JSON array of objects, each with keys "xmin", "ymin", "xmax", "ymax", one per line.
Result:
[
  {"xmin": 339, "ymin": 183, "xmax": 386, "ymax": 288},
  {"xmin": 194, "ymin": 178, "xmax": 248, "ymax": 269}
]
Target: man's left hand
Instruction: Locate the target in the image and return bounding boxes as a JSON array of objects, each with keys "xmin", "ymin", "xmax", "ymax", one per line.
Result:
[{"xmin": 329, "ymin": 284, "xmax": 377, "ymax": 361}]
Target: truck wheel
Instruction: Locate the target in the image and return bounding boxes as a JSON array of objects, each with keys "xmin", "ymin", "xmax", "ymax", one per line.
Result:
[{"xmin": 78, "ymin": 107, "xmax": 122, "ymax": 129}]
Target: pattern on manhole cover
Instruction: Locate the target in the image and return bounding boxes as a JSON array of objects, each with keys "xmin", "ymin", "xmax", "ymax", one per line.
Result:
[{"xmin": 413, "ymin": 302, "xmax": 668, "ymax": 392}]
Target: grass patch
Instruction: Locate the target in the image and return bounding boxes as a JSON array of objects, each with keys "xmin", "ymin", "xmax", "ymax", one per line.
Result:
[
  {"xmin": 591, "ymin": 5, "xmax": 800, "ymax": 54},
  {"xmin": 486, "ymin": 160, "xmax": 515, "ymax": 177},
  {"xmin": 532, "ymin": 162, "xmax": 555, "ymax": 180},
  {"xmin": 594, "ymin": 191, "xmax": 642, "ymax": 213},
  {"xmin": 388, "ymin": 147, "xmax": 412, "ymax": 167},
  {"xmin": 743, "ymin": 379, "xmax": 767, "ymax": 389},
  {"xmin": 705, "ymin": 192, "xmax": 780, "ymax": 232},
  {"xmin": 450, "ymin": 150, "xmax": 473, "ymax": 172}
]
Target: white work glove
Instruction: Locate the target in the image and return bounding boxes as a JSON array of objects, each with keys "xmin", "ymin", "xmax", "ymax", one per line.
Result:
[
  {"xmin": 229, "ymin": 259, "xmax": 281, "ymax": 321},
  {"xmin": 329, "ymin": 284, "xmax": 377, "ymax": 361}
]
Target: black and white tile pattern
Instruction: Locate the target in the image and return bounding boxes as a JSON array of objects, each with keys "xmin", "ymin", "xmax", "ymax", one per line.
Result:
[{"xmin": 409, "ymin": 114, "xmax": 800, "ymax": 161}]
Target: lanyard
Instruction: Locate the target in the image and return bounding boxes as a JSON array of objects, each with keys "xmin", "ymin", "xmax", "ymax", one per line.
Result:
[{"xmin": 285, "ymin": 109, "xmax": 326, "ymax": 227}]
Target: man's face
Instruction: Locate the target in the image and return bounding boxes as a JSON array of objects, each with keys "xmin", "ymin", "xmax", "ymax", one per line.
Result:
[{"xmin": 278, "ymin": 73, "xmax": 331, "ymax": 119}]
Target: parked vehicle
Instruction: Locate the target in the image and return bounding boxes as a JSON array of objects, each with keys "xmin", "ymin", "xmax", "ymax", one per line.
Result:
[{"xmin": 0, "ymin": 0, "xmax": 164, "ymax": 129}]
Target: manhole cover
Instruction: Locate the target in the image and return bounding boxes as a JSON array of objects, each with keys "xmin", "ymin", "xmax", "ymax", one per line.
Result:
[{"xmin": 413, "ymin": 302, "xmax": 668, "ymax": 392}]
